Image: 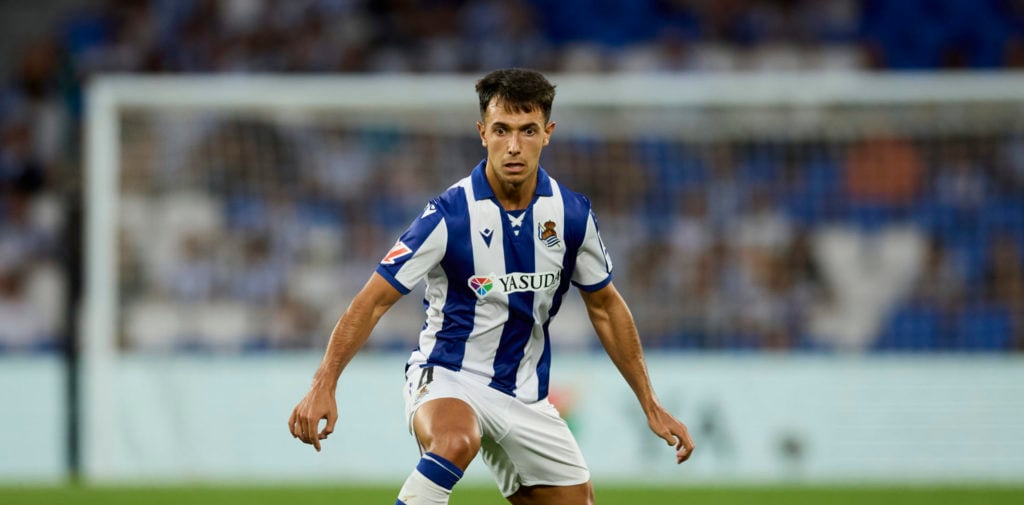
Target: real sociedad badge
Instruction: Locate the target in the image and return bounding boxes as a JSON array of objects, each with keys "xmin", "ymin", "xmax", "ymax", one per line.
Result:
[{"xmin": 538, "ymin": 220, "xmax": 561, "ymax": 248}]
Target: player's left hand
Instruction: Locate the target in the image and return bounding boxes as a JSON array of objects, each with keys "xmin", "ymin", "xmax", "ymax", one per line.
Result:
[
  {"xmin": 288, "ymin": 386, "xmax": 338, "ymax": 452},
  {"xmin": 646, "ymin": 406, "xmax": 695, "ymax": 464}
]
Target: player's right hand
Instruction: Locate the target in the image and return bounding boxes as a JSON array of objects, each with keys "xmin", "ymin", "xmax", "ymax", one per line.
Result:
[
  {"xmin": 288, "ymin": 388, "xmax": 338, "ymax": 452},
  {"xmin": 646, "ymin": 406, "xmax": 695, "ymax": 464}
]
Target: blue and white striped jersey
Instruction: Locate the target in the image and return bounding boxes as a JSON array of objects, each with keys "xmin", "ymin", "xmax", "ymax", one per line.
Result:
[{"xmin": 375, "ymin": 160, "xmax": 613, "ymax": 403}]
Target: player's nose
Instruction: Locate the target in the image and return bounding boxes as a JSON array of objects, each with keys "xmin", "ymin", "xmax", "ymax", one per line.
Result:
[{"xmin": 507, "ymin": 134, "xmax": 520, "ymax": 154}]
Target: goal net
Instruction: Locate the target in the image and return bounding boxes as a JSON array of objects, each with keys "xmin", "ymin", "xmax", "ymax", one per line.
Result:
[{"xmin": 87, "ymin": 73, "xmax": 1024, "ymax": 359}]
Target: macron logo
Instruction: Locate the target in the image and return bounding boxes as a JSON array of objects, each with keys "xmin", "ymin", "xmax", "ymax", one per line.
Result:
[
  {"xmin": 381, "ymin": 241, "xmax": 413, "ymax": 265},
  {"xmin": 480, "ymin": 227, "xmax": 494, "ymax": 247},
  {"xmin": 421, "ymin": 202, "xmax": 437, "ymax": 218}
]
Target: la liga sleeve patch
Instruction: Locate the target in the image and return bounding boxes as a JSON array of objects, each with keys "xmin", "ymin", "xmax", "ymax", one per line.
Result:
[{"xmin": 381, "ymin": 240, "xmax": 413, "ymax": 265}]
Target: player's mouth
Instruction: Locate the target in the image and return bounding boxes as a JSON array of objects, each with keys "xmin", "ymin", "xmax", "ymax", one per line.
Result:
[{"xmin": 503, "ymin": 161, "xmax": 526, "ymax": 172}]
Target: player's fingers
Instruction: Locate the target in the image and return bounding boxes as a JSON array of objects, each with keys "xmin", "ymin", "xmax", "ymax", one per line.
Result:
[
  {"xmin": 674, "ymin": 427, "xmax": 687, "ymax": 450},
  {"xmin": 683, "ymin": 432, "xmax": 695, "ymax": 452},
  {"xmin": 291, "ymin": 409, "xmax": 306, "ymax": 440},
  {"xmin": 294, "ymin": 410, "xmax": 308, "ymax": 441},
  {"xmin": 678, "ymin": 444, "xmax": 695, "ymax": 463},
  {"xmin": 320, "ymin": 410, "xmax": 338, "ymax": 439},
  {"xmin": 296, "ymin": 411, "xmax": 312, "ymax": 444},
  {"xmin": 301, "ymin": 414, "xmax": 314, "ymax": 446},
  {"xmin": 676, "ymin": 429, "xmax": 695, "ymax": 464},
  {"xmin": 658, "ymin": 428, "xmax": 676, "ymax": 447},
  {"xmin": 677, "ymin": 444, "xmax": 691, "ymax": 463},
  {"xmin": 306, "ymin": 414, "xmax": 322, "ymax": 452},
  {"xmin": 294, "ymin": 414, "xmax": 306, "ymax": 442},
  {"xmin": 288, "ymin": 409, "xmax": 298, "ymax": 438}
]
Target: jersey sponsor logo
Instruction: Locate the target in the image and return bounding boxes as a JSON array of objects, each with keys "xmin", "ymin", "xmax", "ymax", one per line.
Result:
[
  {"xmin": 467, "ymin": 270, "xmax": 562, "ymax": 299},
  {"xmin": 469, "ymin": 276, "xmax": 495, "ymax": 297},
  {"xmin": 538, "ymin": 220, "xmax": 561, "ymax": 248},
  {"xmin": 381, "ymin": 241, "xmax": 413, "ymax": 265}
]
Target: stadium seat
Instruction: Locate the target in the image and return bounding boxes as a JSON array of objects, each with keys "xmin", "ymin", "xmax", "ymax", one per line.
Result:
[
  {"xmin": 150, "ymin": 191, "xmax": 224, "ymax": 280},
  {"xmin": 874, "ymin": 302, "xmax": 945, "ymax": 351},
  {"xmin": 981, "ymin": 198, "xmax": 1024, "ymax": 236},
  {"xmin": 124, "ymin": 298, "xmax": 188, "ymax": 352},
  {"xmin": 24, "ymin": 262, "xmax": 65, "ymax": 340},
  {"xmin": 864, "ymin": 0, "xmax": 949, "ymax": 68},
  {"xmin": 843, "ymin": 202, "xmax": 898, "ymax": 231},
  {"xmin": 952, "ymin": 304, "xmax": 1015, "ymax": 351},
  {"xmin": 193, "ymin": 300, "xmax": 258, "ymax": 352},
  {"xmin": 286, "ymin": 264, "xmax": 345, "ymax": 312},
  {"xmin": 917, "ymin": 201, "xmax": 991, "ymax": 283},
  {"xmin": 784, "ymin": 159, "xmax": 841, "ymax": 226}
]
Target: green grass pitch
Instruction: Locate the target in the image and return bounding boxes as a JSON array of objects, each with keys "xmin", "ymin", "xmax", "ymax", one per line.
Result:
[{"xmin": 2, "ymin": 485, "xmax": 1022, "ymax": 505}]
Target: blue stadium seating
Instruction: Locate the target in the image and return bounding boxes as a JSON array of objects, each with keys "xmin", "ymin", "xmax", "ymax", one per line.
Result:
[
  {"xmin": 874, "ymin": 302, "xmax": 946, "ymax": 351},
  {"xmin": 952, "ymin": 303, "xmax": 1016, "ymax": 351}
]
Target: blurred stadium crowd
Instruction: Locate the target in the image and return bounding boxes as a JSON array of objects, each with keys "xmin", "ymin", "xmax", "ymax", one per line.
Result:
[{"xmin": 2, "ymin": 0, "xmax": 1024, "ymax": 353}]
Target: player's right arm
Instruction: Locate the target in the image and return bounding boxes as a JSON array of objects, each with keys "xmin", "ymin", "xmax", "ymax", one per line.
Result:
[
  {"xmin": 288, "ymin": 272, "xmax": 402, "ymax": 451},
  {"xmin": 290, "ymin": 197, "xmax": 447, "ymax": 451}
]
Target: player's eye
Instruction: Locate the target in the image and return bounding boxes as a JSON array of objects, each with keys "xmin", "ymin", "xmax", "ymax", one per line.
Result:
[{"xmin": 524, "ymin": 128, "xmax": 536, "ymax": 136}]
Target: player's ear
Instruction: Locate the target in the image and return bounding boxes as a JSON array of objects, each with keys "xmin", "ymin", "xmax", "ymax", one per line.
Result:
[
  {"xmin": 477, "ymin": 121, "xmax": 487, "ymax": 147},
  {"xmin": 543, "ymin": 121, "xmax": 556, "ymax": 146}
]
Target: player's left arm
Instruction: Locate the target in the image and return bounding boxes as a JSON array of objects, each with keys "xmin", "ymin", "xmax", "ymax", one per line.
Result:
[{"xmin": 580, "ymin": 282, "xmax": 696, "ymax": 464}]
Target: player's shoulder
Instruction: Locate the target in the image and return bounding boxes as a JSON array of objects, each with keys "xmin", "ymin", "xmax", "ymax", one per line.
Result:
[
  {"xmin": 548, "ymin": 176, "xmax": 594, "ymax": 216},
  {"xmin": 419, "ymin": 175, "xmax": 472, "ymax": 219}
]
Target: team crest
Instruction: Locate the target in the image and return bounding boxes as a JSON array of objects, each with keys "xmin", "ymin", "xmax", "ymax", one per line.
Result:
[
  {"xmin": 538, "ymin": 220, "xmax": 561, "ymax": 248},
  {"xmin": 381, "ymin": 241, "xmax": 413, "ymax": 265}
]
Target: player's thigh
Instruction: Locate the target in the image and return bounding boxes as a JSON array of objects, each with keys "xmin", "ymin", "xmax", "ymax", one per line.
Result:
[
  {"xmin": 412, "ymin": 396, "xmax": 481, "ymax": 447},
  {"xmin": 481, "ymin": 399, "xmax": 590, "ymax": 497},
  {"xmin": 506, "ymin": 482, "xmax": 594, "ymax": 505},
  {"xmin": 413, "ymin": 397, "xmax": 482, "ymax": 469}
]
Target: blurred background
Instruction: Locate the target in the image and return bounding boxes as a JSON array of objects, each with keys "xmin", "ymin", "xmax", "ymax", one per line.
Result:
[{"xmin": 2, "ymin": 0, "xmax": 1024, "ymax": 502}]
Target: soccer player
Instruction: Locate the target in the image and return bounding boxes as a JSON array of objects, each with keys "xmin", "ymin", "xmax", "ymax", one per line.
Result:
[{"xmin": 289, "ymin": 68, "xmax": 695, "ymax": 505}]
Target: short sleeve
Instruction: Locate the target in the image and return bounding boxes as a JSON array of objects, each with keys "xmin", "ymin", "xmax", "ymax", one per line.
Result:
[
  {"xmin": 571, "ymin": 209, "xmax": 613, "ymax": 291},
  {"xmin": 375, "ymin": 201, "xmax": 447, "ymax": 294}
]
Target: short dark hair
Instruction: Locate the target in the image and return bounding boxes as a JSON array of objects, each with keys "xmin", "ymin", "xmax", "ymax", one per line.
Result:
[{"xmin": 476, "ymin": 68, "xmax": 556, "ymax": 123}]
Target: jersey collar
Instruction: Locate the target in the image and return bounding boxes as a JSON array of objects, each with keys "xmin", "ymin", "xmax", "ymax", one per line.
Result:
[{"xmin": 471, "ymin": 159, "xmax": 553, "ymax": 201}]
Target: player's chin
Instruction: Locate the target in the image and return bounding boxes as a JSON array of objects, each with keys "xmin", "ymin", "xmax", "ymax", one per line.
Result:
[
  {"xmin": 503, "ymin": 169, "xmax": 534, "ymax": 184},
  {"xmin": 500, "ymin": 167, "xmax": 527, "ymax": 179}
]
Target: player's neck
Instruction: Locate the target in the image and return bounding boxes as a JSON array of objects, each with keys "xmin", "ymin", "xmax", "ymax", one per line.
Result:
[
  {"xmin": 492, "ymin": 179, "xmax": 535, "ymax": 211},
  {"xmin": 485, "ymin": 167, "xmax": 536, "ymax": 211}
]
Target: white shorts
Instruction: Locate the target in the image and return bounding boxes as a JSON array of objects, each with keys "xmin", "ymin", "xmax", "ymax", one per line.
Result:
[{"xmin": 403, "ymin": 365, "xmax": 591, "ymax": 497}]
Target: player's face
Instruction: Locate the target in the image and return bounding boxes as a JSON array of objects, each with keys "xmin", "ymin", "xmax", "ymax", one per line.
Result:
[{"xmin": 477, "ymin": 98, "xmax": 555, "ymax": 191}]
